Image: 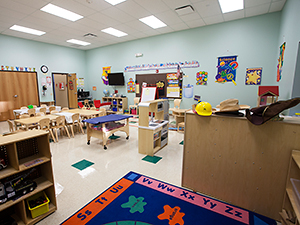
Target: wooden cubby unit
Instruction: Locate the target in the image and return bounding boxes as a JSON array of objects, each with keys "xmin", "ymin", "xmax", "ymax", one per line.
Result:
[
  {"xmin": 138, "ymin": 99, "xmax": 169, "ymax": 156},
  {"xmin": 281, "ymin": 150, "xmax": 300, "ymax": 225},
  {"xmin": 102, "ymin": 97, "xmax": 128, "ymax": 113},
  {"xmin": 0, "ymin": 130, "xmax": 57, "ymax": 225}
]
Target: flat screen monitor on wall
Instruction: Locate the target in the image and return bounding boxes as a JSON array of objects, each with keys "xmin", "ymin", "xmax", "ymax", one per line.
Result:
[{"xmin": 108, "ymin": 72, "xmax": 125, "ymax": 86}]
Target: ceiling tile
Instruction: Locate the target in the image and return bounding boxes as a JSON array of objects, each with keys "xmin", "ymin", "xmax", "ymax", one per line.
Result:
[
  {"xmin": 116, "ymin": 0, "xmax": 150, "ymax": 20},
  {"xmin": 179, "ymin": 12, "xmax": 202, "ymax": 22},
  {"xmin": 245, "ymin": 0, "xmax": 272, "ymax": 8},
  {"xmin": 162, "ymin": 0, "xmax": 192, "ymax": 10},
  {"xmin": 77, "ymin": 18, "xmax": 106, "ymax": 30},
  {"xmin": 125, "ymin": 20, "xmax": 152, "ymax": 32},
  {"xmin": 88, "ymin": 12, "xmax": 120, "ymax": 27},
  {"xmin": 269, "ymin": 0, "xmax": 286, "ymax": 12},
  {"xmin": 0, "ymin": 1, "xmax": 37, "ymax": 14},
  {"xmin": 185, "ymin": 19, "xmax": 205, "ymax": 28},
  {"xmin": 74, "ymin": 0, "xmax": 111, "ymax": 11},
  {"xmin": 245, "ymin": 4, "xmax": 270, "ymax": 17},
  {"xmin": 223, "ymin": 10, "xmax": 245, "ymax": 22},
  {"xmin": 12, "ymin": 0, "xmax": 50, "ymax": 9},
  {"xmin": 135, "ymin": 0, "xmax": 170, "ymax": 14},
  {"xmin": 169, "ymin": 22, "xmax": 190, "ymax": 31},
  {"xmin": 203, "ymin": 15, "xmax": 224, "ymax": 25},
  {"xmin": 193, "ymin": 0, "xmax": 222, "ymax": 18},
  {"xmin": 100, "ymin": 6, "xmax": 135, "ymax": 23},
  {"xmin": 156, "ymin": 10, "xmax": 183, "ymax": 25},
  {"xmin": 30, "ymin": 10, "xmax": 73, "ymax": 26}
]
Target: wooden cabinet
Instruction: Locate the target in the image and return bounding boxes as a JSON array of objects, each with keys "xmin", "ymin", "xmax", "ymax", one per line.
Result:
[
  {"xmin": 0, "ymin": 71, "xmax": 39, "ymax": 121},
  {"xmin": 0, "ymin": 130, "xmax": 57, "ymax": 225},
  {"xmin": 281, "ymin": 150, "xmax": 300, "ymax": 224},
  {"xmin": 102, "ymin": 97, "xmax": 128, "ymax": 113},
  {"xmin": 138, "ymin": 99, "xmax": 169, "ymax": 156}
]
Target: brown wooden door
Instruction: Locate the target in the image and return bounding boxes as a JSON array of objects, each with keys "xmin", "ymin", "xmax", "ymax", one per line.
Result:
[
  {"xmin": 53, "ymin": 74, "xmax": 68, "ymax": 108},
  {"xmin": 67, "ymin": 73, "xmax": 78, "ymax": 108},
  {"xmin": 0, "ymin": 71, "xmax": 39, "ymax": 121}
]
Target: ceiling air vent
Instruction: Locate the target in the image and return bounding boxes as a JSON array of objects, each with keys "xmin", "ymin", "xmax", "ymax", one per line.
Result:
[
  {"xmin": 175, "ymin": 5, "xmax": 194, "ymax": 16},
  {"xmin": 83, "ymin": 33, "xmax": 98, "ymax": 39}
]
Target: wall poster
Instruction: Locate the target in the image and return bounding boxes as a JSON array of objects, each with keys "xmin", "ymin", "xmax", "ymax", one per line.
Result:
[
  {"xmin": 102, "ymin": 66, "xmax": 111, "ymax": 85},
  {"xmin": 215, "ymin": 56, "xmax": 238, "ymax": 85},
  {"xmin": 245, "ymin": 68, "xmax": 262, "ymax": 85},
  {"xmin": 127, "ymin": 78, "xmax": 135, "ymax": 93},
  {"xmin": 277, "ymin": 42, "xmax": 286, "ymax": 82}
]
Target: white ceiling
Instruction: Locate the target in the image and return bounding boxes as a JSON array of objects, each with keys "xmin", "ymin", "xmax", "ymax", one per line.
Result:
[{"xmin": 0, "ymin": 0, "xmax": 286, "ymax": 50}]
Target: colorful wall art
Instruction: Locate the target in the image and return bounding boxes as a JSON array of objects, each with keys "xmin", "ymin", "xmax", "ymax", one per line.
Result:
[
  {"xmin": 127, "ymin": 78, "xmax": 135, "ymax": 93},
  {"xmin": 215, "ymin": 56, "xmax": 238, "ymax": 85},
  {"xmin": 196, "ymin": 71, "xmax": 208, "ymax": 85},
  {"xmin": 245, "ymin": 68, "xmax": 262, "ymax": 85},
  {"xmin": 124, "ymin": 61, "xmax": 199, "ymax": 72},
  {"xmin": 102, "ymin": 66, "xmax": 111, "ymax": 85},
  {"xmin": 277, "ymin": 42, "xmax": 286, "ymax": 82}
]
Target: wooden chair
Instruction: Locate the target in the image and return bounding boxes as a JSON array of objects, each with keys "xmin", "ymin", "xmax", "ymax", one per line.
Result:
[
  {"xmin": 177, "ymin": 122, "xmax": 185, "ymax": 132},
  {"xmin": 67, "ymin": 113, "xmax": 84, "ymax": 137},
  {"xmin": 32, "ymin": 105, "xmax": 37, "ymax": 108},
  {"xmin": 7, "ymin": 120, "xmax": 24, "ymax": 133},
  {"xmin": 52, "ymin": 116, "xmax": 70, "ymax": 142},
  {"xmin": 84, "ymin": 99, "xmax": 90, "ymax": 108},
  {"xmin": 20, "ymin": 114, "xmax": 29, "ymax": 118},
  {"xmin": 39, "ymin": 107, "xmax": 46, "ymax": 114},
  {"xmin": 50, "ymin": 110, "xmax": 59, "ymax": 114},
  {"xmin": 129, "ymin": 97, "xmax": 140, "ymax": 115},
  {"xmin": 62, "ymin": 107, "xmax": 69, "ymax": 111},
  {"xmin": 170, "ymin": 99, "xmax": 181, "ymax": 112},
  {"xmin": 36, "ymin": 112, "xmax": 45, "ymax": 116},
  {"xmin": 39, "ymin": 118, "xmax": 56, "ymax": 143},
  {"xmin": 49, "ymin": 106, "xmax": 56, "ymax": 113},
  {"xmin": 41, "ymin": 104, "xmax": 47, "ymax": 108},
  {"xmin": 99, "ymin": 108, "xmax": 106, "ymax": 116},
  {"xmin": 28, "ymin": 108, "xmax": 36, "ymax": 117},
  {"xmin": 82, "ymin": 107, "xmax": 87, "ymax": 110},
  {"xmin": 21, "ymin": 106, "xmax": 27, "ymax": 109}
]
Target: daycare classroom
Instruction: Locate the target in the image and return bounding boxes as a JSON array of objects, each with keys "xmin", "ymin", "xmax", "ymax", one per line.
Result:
[{"xmin": 0, "ymin": 0, "xmax": 300, "ymax": 224}]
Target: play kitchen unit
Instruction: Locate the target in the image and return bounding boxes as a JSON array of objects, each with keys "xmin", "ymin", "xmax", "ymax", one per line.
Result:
[{"xmin": 138, "ymin": 99, "xmax": 169, "ymax": 156}]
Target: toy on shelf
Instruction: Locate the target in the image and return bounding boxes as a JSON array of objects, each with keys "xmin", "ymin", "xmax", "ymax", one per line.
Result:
[{"xmin": 257, "ymin": 86, "xmax": 279, "ymax": 106}]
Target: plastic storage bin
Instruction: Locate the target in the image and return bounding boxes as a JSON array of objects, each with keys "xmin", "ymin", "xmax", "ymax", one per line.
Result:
[{"xmin": 26, "ymin": 191, "xmax": 50, "ymax": 219}]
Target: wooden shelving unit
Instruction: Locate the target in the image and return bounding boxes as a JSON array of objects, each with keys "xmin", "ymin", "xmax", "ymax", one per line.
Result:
[
  {"xmin": 281, "ymin": 150, "xmax": 300, "ymax": 225},
  {"xmin": 0, "ymin": 130, "xmax": 57, "ymax": 225},
  {"xmin": 138, "ymin": 99, "xmax": 169, "ymax": 156},
  {"xmin": 102, "ymin": 97, "xmax": 128, "ymax": 113}
]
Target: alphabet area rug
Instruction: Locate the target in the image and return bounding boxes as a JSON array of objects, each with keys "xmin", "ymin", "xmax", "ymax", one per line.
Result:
[{"xmin": 61, "ymin": 171, "xmax": 276, "ymax": 225}]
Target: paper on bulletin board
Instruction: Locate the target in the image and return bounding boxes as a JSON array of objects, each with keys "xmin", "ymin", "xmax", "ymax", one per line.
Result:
[
  {"xmin": 136, "ymin": 84, "xmax": 140, "ymax": 94},
  {"xmin": 167, "ymin": 87, "xmax": 180, "ymax": 98}
]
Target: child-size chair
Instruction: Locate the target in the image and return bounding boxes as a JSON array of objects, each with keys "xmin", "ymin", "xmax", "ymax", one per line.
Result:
[{"xmin": 129, "ymin": 97, "xmax": 140, "ymax": 115}]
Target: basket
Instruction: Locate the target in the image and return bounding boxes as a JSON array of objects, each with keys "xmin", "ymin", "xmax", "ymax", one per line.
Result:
[{"xmin": 26, "ymin": 191, "xmax": 50, "ymax": 218}]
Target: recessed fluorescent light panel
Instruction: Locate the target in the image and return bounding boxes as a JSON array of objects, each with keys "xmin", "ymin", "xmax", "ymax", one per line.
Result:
[
  {"xmin": 67, "ymin": 39, "xmax": 91, "ymax": 46},
  {"xmin": 218, "ymin": 0, "xmax": 244, "ymax": 13},
  {"xmin": 101, "ymin": 27, "xmax": 128, "ymax": 37},
  {"xmin": 10, "ymin": 25, "xmax": 45, "ymax": 36},
  {"xmin": 104, "ymin": 0, "xmax": 126, "ymax": 5},
  {"xmin": 40, "ymin": 3, "xmax": 83, "ymax": 21},
  {"xmin": 139, "ymin": 15, "xmax": 167, "ymax": 29}
]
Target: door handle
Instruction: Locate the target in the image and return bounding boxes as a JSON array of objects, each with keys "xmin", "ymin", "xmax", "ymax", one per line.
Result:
[{"xmin": 13, "ymin": 95, "xmax": 18, "ymax": 98}]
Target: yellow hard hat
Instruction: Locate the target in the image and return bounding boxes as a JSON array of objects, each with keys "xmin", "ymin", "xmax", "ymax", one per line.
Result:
[{"xmin": 195, "ymin": 102, "xmax": 212, "ymax": 116}]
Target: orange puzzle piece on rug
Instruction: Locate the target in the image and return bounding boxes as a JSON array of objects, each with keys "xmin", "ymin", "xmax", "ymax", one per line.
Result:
[{"xmin": 157, "ymin": 205, "xmax": 185, "ymax": 225}]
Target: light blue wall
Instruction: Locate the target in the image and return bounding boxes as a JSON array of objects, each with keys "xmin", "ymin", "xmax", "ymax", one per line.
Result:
[
  {"xmin": 278, "ymin": 0, "xmax": 300, "ymax": 115},
  {"xmin": 1, "ymin": 1, "xmax": 299, "ymax": 112},
  {"xmin": 0, "ymin": 34, "xmax": 86, "ymax": 103},
  {"xmin": 86, "ymin": 12, "xmax": 281, "ymax": 109}
]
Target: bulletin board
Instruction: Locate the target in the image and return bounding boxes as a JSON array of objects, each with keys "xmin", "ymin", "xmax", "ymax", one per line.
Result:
[
  {"xmin": 136, "ymin": 72, "xmax": 182, "ymax": 99},
  {"xmin": 140, "ymin": 87, "xmax": 157, "ymax": 102}
]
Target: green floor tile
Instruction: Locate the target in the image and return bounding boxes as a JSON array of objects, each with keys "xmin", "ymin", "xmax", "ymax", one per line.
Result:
[
  {"xmin": 109, "ymin": 135, "xmax": 120, "ymax": 139},
  {"xmin": 179, "ymin": 141, "xmax": 184, "ymax": 145},
  {"xmin": 72, "ymin": 159, "xmax": 94, "ymax": 171},
  {"xmin": 142, "ymin": 155, "xmax": 162, "ymax": 164}
]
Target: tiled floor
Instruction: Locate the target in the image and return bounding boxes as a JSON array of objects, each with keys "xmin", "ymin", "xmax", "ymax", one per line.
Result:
[{"xmin": 0, "ymin": 117, "xmax": 184, "ymax": 224}]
